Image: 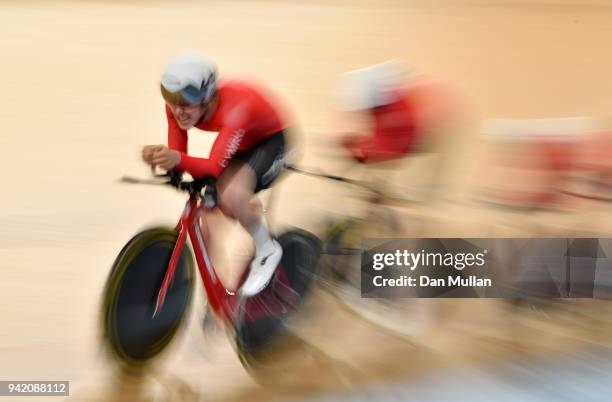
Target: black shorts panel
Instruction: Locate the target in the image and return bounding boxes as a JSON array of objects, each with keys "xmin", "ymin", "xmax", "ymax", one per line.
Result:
[{"xmin": 233, "ymin": 130, "xmax": 287, "ymax": 192}]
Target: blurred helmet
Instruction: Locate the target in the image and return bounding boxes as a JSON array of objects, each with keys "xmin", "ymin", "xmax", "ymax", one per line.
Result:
[
  {"xmin": 334, "ymin": 59, "xmax": 412, "ymax": 111},
  {"xmin": 160, "ymin": 53, "xmax": 217, "ymax": 106}
]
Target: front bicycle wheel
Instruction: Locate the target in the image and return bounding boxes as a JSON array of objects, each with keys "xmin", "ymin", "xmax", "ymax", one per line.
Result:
[{"xmin": 101, "ymin": 227, "xmax": 195, "ymax": 366}]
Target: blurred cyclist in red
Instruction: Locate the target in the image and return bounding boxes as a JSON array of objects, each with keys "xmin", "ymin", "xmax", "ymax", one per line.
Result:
[
  {"xmin": 141, "ymin": 53, "xmax": 291, "ymax": 297},
  {"xmin": 335, "ymin": 60, "xmax": 419, "ymax": 164}
]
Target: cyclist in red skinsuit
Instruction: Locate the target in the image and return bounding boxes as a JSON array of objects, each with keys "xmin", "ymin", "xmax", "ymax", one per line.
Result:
[
  {"xmin": 166, "ymin": 80, "xmax": 286, "ymax": 178},
  {"xmin": 337, "ymin": 61, "xmax": 419, "ymax": 163},
  {"xmin": 141, "ymin": 53, "xmax": 290, "ymax": 297},
  {"xmin": 341, "ymin": 91, "xmax": 417, "ymax": 163}
]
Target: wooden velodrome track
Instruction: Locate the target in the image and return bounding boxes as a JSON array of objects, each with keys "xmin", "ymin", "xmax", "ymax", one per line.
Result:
[{"xmin": 1, "ymin": 1, "xmax": 612, "ymax": 401}]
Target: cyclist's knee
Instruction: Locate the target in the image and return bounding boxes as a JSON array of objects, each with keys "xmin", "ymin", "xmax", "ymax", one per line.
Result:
[{"xmin": 217, "ymin": 180, "xmax": 253, "ymax": 218}]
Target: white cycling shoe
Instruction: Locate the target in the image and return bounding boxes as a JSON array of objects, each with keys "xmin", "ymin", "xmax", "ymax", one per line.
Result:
[{"xmin": 239, "ymin": 240, "xmax": 283, "ymax": 297}]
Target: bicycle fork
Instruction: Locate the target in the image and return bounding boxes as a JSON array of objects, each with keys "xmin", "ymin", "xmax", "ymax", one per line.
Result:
[
  {"xmin": 152, "ymin": 200, "xmax": 196, "ymax": 318},
  {"xmin": 153, "ymin": 196, "xmax": 236, "ymax": 322}
]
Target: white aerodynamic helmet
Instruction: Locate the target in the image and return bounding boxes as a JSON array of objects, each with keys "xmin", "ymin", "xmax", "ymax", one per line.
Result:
[
  {"xmin": 335, "ymin": 59, "xmax": 412, "ymax": 111},
  {"xmin": 160, "ymin": 52, "xmax": 217, "ymax": 106}
]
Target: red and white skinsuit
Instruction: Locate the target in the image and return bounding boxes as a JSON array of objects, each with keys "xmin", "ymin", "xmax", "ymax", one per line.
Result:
[{"xmin": 341, "ymin": 89, "xmax": 418, "ymax": 163}]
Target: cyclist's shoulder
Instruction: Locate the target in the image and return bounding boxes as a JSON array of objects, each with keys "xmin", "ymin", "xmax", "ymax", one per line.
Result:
[
  {"xmin": 218, "ymin": 78, "xmax": 268, "ymax": 100},
  {"xmin": 216, "ymin": 78, "xmax": 279, "ymax": 121}
]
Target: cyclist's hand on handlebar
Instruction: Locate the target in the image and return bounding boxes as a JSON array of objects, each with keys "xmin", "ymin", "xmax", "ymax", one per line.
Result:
[
  {"xmin": 167, "ymin": 170, "xmax": 184, "ymax": 188},
  {"xmin": 141, "ymin": 144, "xmax": 164, "ymax": 165},
  {"xmin": 338, "ymin": 133, "xmax": 368, "ymax": 163},
  {"xmin": 150, "ymin": 145, "xmax": 181, "ymax": 170},
  {"xmin": 352, "ymin": 149, "xmax": 367, "ymax": 163}
]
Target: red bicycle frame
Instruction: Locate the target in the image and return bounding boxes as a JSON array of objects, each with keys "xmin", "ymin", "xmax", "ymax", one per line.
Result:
[{"xmin": 153, "ymin": 194, "xmax": 236, "ymax": 322}]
